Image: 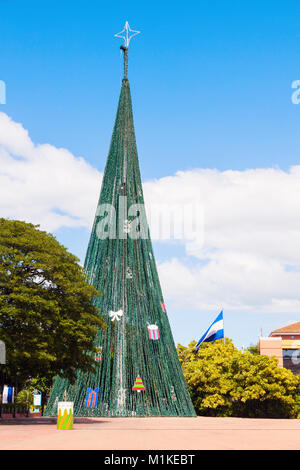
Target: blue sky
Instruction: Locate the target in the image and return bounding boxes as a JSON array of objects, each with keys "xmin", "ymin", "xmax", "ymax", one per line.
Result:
[
  {"xmin": 1, "ymin": 0, "xmax": 300, "ymax": 349},
  {"xmin": 2, "ymin": 0, "xmax": 300, "ymax": 176}
]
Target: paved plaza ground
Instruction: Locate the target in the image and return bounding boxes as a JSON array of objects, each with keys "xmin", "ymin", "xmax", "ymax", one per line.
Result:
[{"xmin": 0, "ymin": 416, "xmax": 300, "ymax": 450}]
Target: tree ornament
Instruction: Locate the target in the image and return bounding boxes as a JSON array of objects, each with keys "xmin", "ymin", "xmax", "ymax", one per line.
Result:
[
  {"xmin": 85, "ymin": 387, "xmax": 99, "ymax": 407},
  {"xmin": 171, "ymin": 386, "xmax": 177, "ymax": 401},
  {"xmin": 132, "ymin": 376, "xmax": 145, "ymax": 392},
  {"xmin": 109, "ymin": 310, "xmax": 124, "ymax": 322},
  {"xmin": 148, "ymin": 324, "xmax": 160, "ymax": 340},
  {"xmin": 95, "ymin": 346, "xmax": 102, "ymax": 361},
  {"xmin": 160, "ymin": 302, "xmax": 166, "ymax": 312}
]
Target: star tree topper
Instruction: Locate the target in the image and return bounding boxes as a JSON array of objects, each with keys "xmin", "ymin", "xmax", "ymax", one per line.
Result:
[{"xmin": 114, "ymin": 21, "xmax": 140, "ymax": 48}]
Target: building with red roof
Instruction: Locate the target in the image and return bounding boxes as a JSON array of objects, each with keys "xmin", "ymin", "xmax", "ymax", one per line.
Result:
[{"xmin": 259, "ymin": 321, "xmax": 300, "ymax": 376}]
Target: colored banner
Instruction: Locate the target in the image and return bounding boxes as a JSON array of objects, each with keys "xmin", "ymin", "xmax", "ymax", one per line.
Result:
[{"xmin": 2, "ymin": 385, "xmax": 14, "ymax": 404}]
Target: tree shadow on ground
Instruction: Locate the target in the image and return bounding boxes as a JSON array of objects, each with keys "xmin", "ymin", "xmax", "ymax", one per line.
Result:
[{"xmin": 0, "ymin": 417, "xmax": 107, "ymax": 425}]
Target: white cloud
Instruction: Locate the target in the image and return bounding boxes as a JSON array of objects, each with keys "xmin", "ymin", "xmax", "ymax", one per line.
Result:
[
  {"xmin": 0, "ymin": 112, "xmax": 101, "ymax": 231},
  {"xmin": 142, "ymin": 169, "xmax": 300, "ymax": 313},
  {"xmin": 1, "ymin": 112, "xmax": 300, "ymax": 313}
]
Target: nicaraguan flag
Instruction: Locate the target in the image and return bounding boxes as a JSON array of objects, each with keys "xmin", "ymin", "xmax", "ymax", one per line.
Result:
[{"xmin": 195, "ymin": 311, "xmax": 224, "ymax": 352}]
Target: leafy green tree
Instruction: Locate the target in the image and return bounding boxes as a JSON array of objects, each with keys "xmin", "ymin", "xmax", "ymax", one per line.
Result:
[
  {"xmin": 0, "ymin": 218, "xmax": 106, "ymax": 386},
  {"xmin": 177, "ymin": 339, "xmax": 300, "ymax": 418},
  {"xmin": 246, "ymin": 343, "xmax": 259, "ymax": 355}
]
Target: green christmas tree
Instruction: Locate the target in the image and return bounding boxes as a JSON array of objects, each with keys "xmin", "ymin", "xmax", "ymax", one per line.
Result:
[{"xmin": 45, "ymin": 25, "xmax": 196, "ymax": 417}]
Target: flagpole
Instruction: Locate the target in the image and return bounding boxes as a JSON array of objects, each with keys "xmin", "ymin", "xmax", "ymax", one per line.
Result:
[{"xmin": 223, "ymin": 310, "xmax": 225, "ymax": 345}]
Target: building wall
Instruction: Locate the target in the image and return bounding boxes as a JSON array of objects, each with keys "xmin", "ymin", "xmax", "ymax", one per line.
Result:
[
  {"xmin": 270, "ymin": 333, "xmax": 300, "ymax": 343},
  {"xmin": 259, "ymin": 334, "xmax": 300, "ymax": 376},
  {"xmin": 270, "ymin": 335, "xmax": 300, "ymax": 375},
  {"xmin": 259, "ymin": 337, "xmax": 283, "ymax": 368}
]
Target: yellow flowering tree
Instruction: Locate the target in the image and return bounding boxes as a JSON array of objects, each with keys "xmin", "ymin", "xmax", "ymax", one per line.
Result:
[{"xmin": 177, "ymin": 339, "xmax": 300, "ymax": 418}]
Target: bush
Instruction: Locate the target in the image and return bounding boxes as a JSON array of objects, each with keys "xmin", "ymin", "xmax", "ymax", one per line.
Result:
[
  {"xmin": 16, "ymin": 389, "xmax": 33, "ymax": 408},
  {"xmin": 177, "ymin": 339, "xmax": 300, "ymax": 418}
]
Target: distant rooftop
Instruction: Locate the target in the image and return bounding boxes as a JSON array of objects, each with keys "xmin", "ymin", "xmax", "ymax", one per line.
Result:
[{"xmin": 270, "ymin": 321, "xmax": 300, "ymax": 335}]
